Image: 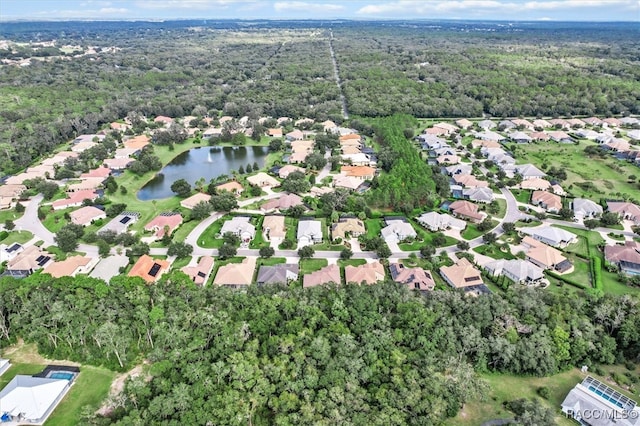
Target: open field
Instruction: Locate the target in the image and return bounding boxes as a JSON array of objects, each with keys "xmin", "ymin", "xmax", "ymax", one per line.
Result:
[{"xmin": 513, "ymin": 141, "xmax": 640, "ymax": 201}]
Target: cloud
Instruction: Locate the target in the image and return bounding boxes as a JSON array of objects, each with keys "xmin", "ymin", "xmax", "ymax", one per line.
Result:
[
  {"xmin": 100, "ymin": 7, "xmax": 128, "ymax": 14},
  {"xmin": 135, "ymin": 0, "xmax": 256, "ymax": 10},
  {"xmin": 274, "ymin": 1, "xmax": 345, "ymax": 13},
  {"xmin": 357, "ymin": 0, "xmax": 637, "ymax": 15}
]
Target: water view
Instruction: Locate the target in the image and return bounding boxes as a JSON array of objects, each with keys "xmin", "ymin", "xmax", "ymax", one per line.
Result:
[{"xmin": 137, "ymin": 146, "xmax": 269, "ymax": 200}]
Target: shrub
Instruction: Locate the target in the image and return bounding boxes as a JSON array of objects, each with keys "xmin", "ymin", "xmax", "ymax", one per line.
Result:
[{"xmin": 537, "ymin": 387, "xmax": 550, "ymax": 400}]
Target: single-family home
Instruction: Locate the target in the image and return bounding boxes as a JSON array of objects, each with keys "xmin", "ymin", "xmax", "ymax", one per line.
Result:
[
  {"xmin": 604, "ymin": 241, "xmax": 640, "ymax": 275},
  {"xmin": 286, "ymin": 129, "xmax": 304, "ymax": 141},
  {"xmin": 511, "ymin": 118, "xmax": 535, "ymax": 131},
  {"xmin": 69, "ymin": 206, "xmax": 106, "ymax": 226},
  {"xmin": 345, "ymin": 261, "xmax": 386, "ymax": 285},
  {"xmin": 341, "ymin": 165, "xmax": 376, "ymax": 180},
  {"xmin": 333, "ymin": 175, "xmax": 364, "ymax": 191},
  {"xmin": 607, "ymin": 201, "xmax": 640, "ymax": 224},
  {"xmin": 341, "ymin": 153, "xmax": 376, "ymax": 167},
  {"xmin": 128, "ymin": 255, "xmax": 170, "ymax": 283},
  {"xmin": 267, "ymin": 128, "xmax": 283, "ymax": 138},
  {"xmin": 216, "ymin": 181, "xmax": 244, "ymax": 196},
  {"xmin": 297, "ymin": 220, "xmax": 323, "ymax": 247},
  {"xmin": 449, "ymin": 200, "xmax": 485, "ymax": 223},
  {"xmin": 71, "ymin": 141, "xmax": 98, "ymax": 153},
  {"xmin": 98, "ymin": 211, "xmax": 140, "ymax": 235},
  {"xmin": 303, "ymin": 264, "xmax": 341, "ymax": 288},
  {"xmin": 0, "ymin": 374, "xmax": 73, "ymax": 424},
  {"xmin": 0, "ymin": 184, "xmax": 25, "ymax": 209},
  {"xmin": 220, "ymin": 217, "xmax": 256, "ymax": 244},
  {"xmin": 522, "ymin": 236, "xmax": 572, "ymax": 272},
  {"xmin": 180, "ymin": 192, "xmax": 211, "ymax": 209},
  {"xmin": 144, "ymin": 213, "xmax": 183, "ymax": 238},
  {"xmin": 262, "ymin": 215, "xmax": 286, "ymax": 240},
  {"xmin": 530, "ymin": 131, "xmax": 550, "ymax": 141},
  {"xmin": 246, "ymin": 172, "xmax": 280, "ymax": 188},
  {"xmin": 531, "ymin": 191, "xmax": 562, "ymax": 213},
  {"xmin": 620, "ymin": 117, "xmax": 639, "ymax": 126},
  {"xmin": 52, "ymin": 190, "xmax": 98, "ymax": 211},
  {"xmin": 439, "ymin": 258, "xmax": 486, "ymax": 292},
  {"xmin": 515, "ymin": 164, "xmax": 546, "ymax": 180},
  {"xmin": 462, "ymin": 187, "xmax": 494, "ymax": 203},
  {"xmin": 445, "ymin": 164, "xmax": 473, "ymax": 176},
  {"xmin": 5, "ymin": 245, "xmax": 52, "ymax": 277},
  {"xmin": 322, "ymin": 120, "xmax": 337, "ymax": 132},
  {"xmin": 551, "ymin": 184, "xmax": 566, "ymax": 196},
  {"xmin": 434, "ymin": 122, "xmax": 459, "ymax": 135},
  {"xmin": 603, "ymin": 117, "xmax": 621, "ymax": 127},
  {"xmin": 436, "ymin": 154, "xmax": 460, "ymax": 165},
  {"xmin": 43, "ymin": 255, "xmax": 97, "ymax": 278},
  {"xmin": 477, "ymin": 130, "xmax": 506, "ymax": 142},
  {"xmin": 478, "ymin": 120, "xmax": 496, "ymax": 130},
  {"xmin": 471, "ymin": 139, "xmax": 501, "ymax": 149},
  {"xmin": 509, "ymin": 131, "xmax": 532, "ymax": 144},
  {"xmin": 452, "ymin": 174, "xmax": 489, "ymax": 189},
  {"xmin": 418, "ymin": 133, "xmax": 447, "ymax": 150},
  {"xmin": 0, "ymin": 243, "xmax": 23, "ymax": 264},
  {"xmin": 425, "ymin": 127, "xmax": 448, "ymax": 136},
  {"xmin": 561, "ymin": 376, "xmax": 640, "ymax": 426},
  {"xmin": 331, "ymin": 217, "xmax": 366, "ymax": 240},
  {"xmin": 573, "ymin": 129, "xmax": 599, "ymax": 140},
  {"xmin": 521, "ymin": 226, "xmax": 577, "ymax": 248},
  {"xmin": 257, "ymin": 263, "xmax": 299, "ymax": 286},
  {"xmin": 260, "ymin": 193, "xmax": 304, "ymax": 212},
  {"xmin": 154, "ymin": 115, "xmax": 173, "ymax": 126},
  {"xmin": 533, "ymin": 119, "xmax": 552, "ymax": 129},
  {"xmin": 602, "ymin": 139, "xmax": 631, "ymax": 153},
  {"xmin": 389, "ymin": 263, "xmax": 435, "ymax": 291},
  {"xmin": 455, "ymin": 118, "xmax": 473, "ymax": 129},
  {"xmin": 104, "ymin": 157, "xmax": 134, "ymax": 171},
  {"xmin": 484, "ymin": 259, "xmax": 544, "ymax": 286},
  {"xmin": 380, "ymin": 217, "xmax": 417, "ymax": 244},
  {"xmin": 123, "ymin": 135, "xmax": 151, "ymax": 150},
  {"xmin": 548, "ymin": 130, "xmax": 573, "ymax": 143},
  {"xmin": 627, "ymin": 129, "xmax": 640, "ymax": 141},
  {"xmin": 572, "ymin": 198, "xmax": 603, "ymax": 219},
  {"xmin": 181, "ymin": 256, "xmax": 215, "ymax": 285},
  {"xmin": 549, "ymin": 118, "xmax": 571, "ymax": 129},
  {"xmin": 213, "ymin": 257, "xmax": 256, "ymax": 288},
  {"xmin": 278, "ymin": 165, "xmax": 305, "ymax": 179},
  {"xmin": 416, "ymin": 212, "xmax": 466, "ymax": 231},
  {"xmin": 519, "ymin": 178, "xmax": 551, "ymax": 191},
  {"xmin": 80, "ymin": 166, "xmax": 111, "ymax": 180}
]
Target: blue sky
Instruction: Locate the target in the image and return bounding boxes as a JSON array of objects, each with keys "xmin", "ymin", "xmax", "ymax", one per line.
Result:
[{"xmin": 1, "ymin": 0, "xmax": 639, "ymax": 21}]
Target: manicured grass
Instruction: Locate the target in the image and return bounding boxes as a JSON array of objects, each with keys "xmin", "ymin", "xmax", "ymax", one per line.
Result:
[
  {"xmin": 299, "ymin": 258, "xmax": 328, "ymax": 276},
  {"xmin": 170, "ymin": 256, "xmax": 192, "ymax": 271},
  {"xmin": 257, "ymin": 257, "xmax": 287, "ymax": 267},
  {"xmin": 511, "ymin": 189, "xmax": 532, "ymax": 204},
  {"xmin": 199, "ymin": 215, "xmax": 232, "ymax": 248},
  {"xmin": 563, "ymin": 235, "xmax": 590, "ymax": 258},
  {"xmin": 563, "ymin": 255, "xmax": 592, "ymax": 286},
  {"xmin": 514, "ymin": 141, "xmax": 640, "ymax": 200},
  {"xmin": 601, "ymin": 268, "xmax": 640, "ymax": 296},
  {"xmin": 45, "ymin": 246, "xmax": 84, "ymax": 261},
  {"xmin": 46, "ymin": 366, "xmax": 115, "ymax": 426},
  {"xmin": 461, "ymin": 221, "xmax": 497, "ymax": 240},
  {"xmin": 338, "ymin": 259, "xmax": 367, "ymax": 268},
  {"xmin": 0, "ymin": 363, "xmax": 44, "ymax": 389},
  {"xmin": 494, "ymin": 198, "xmax": 507, "ymax": 219},
  {"xmin": 1, "ymin": 230, "xmax": 33, "ymax": 245},
  {"xmin": 365, "ymin": 218, "xmax": 383, "ymax": 239},
  {"xmin": 278, "ymin": 217, "xmax": 298, "ymax": 249},
  {"xmin": 171, "ymin": 218, "xmax": 200, "ymax": 243},
  {"xmin": 514, "ymin": 219, "xmax": 542, "ymax": 227},
  {"xmin": 249, "ymin": 216, "xmax": 268, "ymax": 249},
  {"xmin": 0, "ymin": 208, "xmax": 23, "ymax": 223},
  {"xmin": 41, "ymin": 207, "xmax": 73, "ymax": 233},
  {"xmin": 473, "ymin": 244, "xmax": 516, "ymax": 260}
]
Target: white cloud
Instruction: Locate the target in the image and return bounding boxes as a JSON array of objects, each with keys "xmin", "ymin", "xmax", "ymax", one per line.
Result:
[
  {"xmin": 273, "ymin": 1, "xmax": 345, "ymax": 13},
  {"xmin": 135, "ymin": 0, "xmax": 256, "ymax": 10},
  {"xmin": 100, "ymin": 7, "xmax": 128, "ymax": 14},
  {"xmin": 357, "ymin": 0, "xmax": 637, "ymax": 15}
]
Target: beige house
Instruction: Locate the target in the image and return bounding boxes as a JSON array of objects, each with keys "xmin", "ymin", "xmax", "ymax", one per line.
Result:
[
  {"xmin": 43, "ymin": 256, "xmax": 97, "ymax": 278},
  {"xmin": 180, "ymin": 192, "xmax": 211, "ymax": 209},
  {"xmin": 246, "ymin": 172, "xmax": 280, "ymax": 188},
  {"xmin": 331, "ymin": 218, "xmax": 366, "ymax": 240},
  {"xmin": 439, "ymin": 258, "xmax": 484, "ymax": 289},
  {"xmin": 522, "ymin": 236, "xmax": 572, "ymax": 272},
  {"xmin": 213, "ymin": 257, "xmax": 256, "ymax": 288},
  {"xmin": 303, "ymin": 264, "xmax": 341, "ymax": 288},
  {"xmin": 345, "ymin": 262, "xmax": 385, "ymax": 285},
  {"xmin": 181, "ymin": 256, "xmax": 215, "ymax": 286},
  {"xmin": 69, "ymin": 206, "xmax": 106, "ymax": 226},
  {"xmin": 263, "ymin": 215, "xmax": 286, "ymax": 239},
  {"xmin": 216, "ymin": 181, "xmax": 244, "ymax": 196},
  {"xmin": 0, "ymin": 184, "xmax": 25, "ymax": 209}
]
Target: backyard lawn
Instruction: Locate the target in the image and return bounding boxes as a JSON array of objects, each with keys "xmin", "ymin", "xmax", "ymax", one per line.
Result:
[
  {"xmin": 511, "ymin": 189, "xmax": 532, "ymax": 204},
  {"xmin": 299, "ymin": 258, "xmax": 328, "ymax": 276},
  {"xmin": 365, "ymin": 218, "xmax": 383, "ymax": 239}
]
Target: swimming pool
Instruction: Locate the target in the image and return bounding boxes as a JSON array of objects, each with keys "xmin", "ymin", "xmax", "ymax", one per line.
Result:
[{"xmin": 49, "ymin": 372, "xmax": 74, "ymax": 380}]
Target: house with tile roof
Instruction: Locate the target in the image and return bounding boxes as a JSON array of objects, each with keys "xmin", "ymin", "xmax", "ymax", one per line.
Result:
[
  {"xmin": 262, "ymin": 215, "xmax": 286, "ymax": 240},
  {"xmin": 278, "ymin": 165, "xmax": 305, "ymax": 179},
  {"xmin": 246, "ymin": 172, "xmax": 280, "ymax": 188},
  {"xmin": 416, "ymin": 211, "xmax": 466, "ymax": 232},
  {"xmin": 462, "ymin": 187, "xmax": 494, "ymax": 204},
  {"xmin": 345, "ymin": 261, "xmax": 385, "ymax": 285},
  {"xmin": 51, "ymin": 190, "xmax": 98, "ymax": 211},
  {"xmin": 220, "ymin": 217, "xmax": 256, "ymax": 244},
  {"xmin": 128, "ymin": 255, "xmax": 170, "ymax": 283},
  {"xmin": 216, "ymin": 181, "xmax": 244, "ymax": 196},
  {"xmin": 6, "ymin": 246, "xmax": 52, "ymax": 276},
  {"xmin": 531, "ymin": 191, "xmax": 562, "ymax": 213},
  {"xmin": 0, "ymin": 184, "xmax": 25, "ymax": 210},
  {"xmin": 439, "ymin": 258, "xmax": 486, "ymax": 293},
  {"xmin": 123, "ymin": 135, "xmax": 151, "ymax": 150},
  {"xmin": 341, "ymin": 165, "xmax": 376, "ymax": 180},
  {"xmin": 214, "ymin": 257, "xmax": 257, "ymax": 288},
  {"xmin": 181, "ymin": 256, "xmax": 214, "ymax": 285},
  {"xmin": 519, "ymin": 178, "xmax": 551, "ymax": 191},
  {"xmin": 297, "ymin": 220, "xmax": 323, "ymax": 247},
  {"xmin": 260, "ymin": 193, "xmax": 304, "ymax": 212},
  {"xmin": 604, "ymin": 241, "xmax": 640, "ymax": 275},
  {"xmin": 331, "ymin": 218, "xmax": 366, "ymax": 240},
  {"xmin": 572, "ymin": 198, "xmax": 603, "ymax": 220},
  {"xmin": 449, "ymin": 200, "xmax": 485, "ymax": 223},
  {"xmin": 180, "ymin": 192, "xmax": 211, "ymax": 209},
  {"xmin": 607, "ymin": 201, "xmax": 640, "ymax": 225},
  {"xmin": 43, "ymin": 255, "xmax": 97, "ymax": 278},
  {"xmin": 80, "ymin": 166, "xmax": 111, "ymax": 179},
  {"xmin": 303, "ymin": 264, "xmax": 341, "ymax": 288},
  {"xmin": 381, "ymin": 217, "xmax": 417, "ymax": 244},
  {"xmin": 521, "ymin": 226, "xmax": 577, "ymax": 248},
  {"xmin": 69, "ymin": 206, "xmax": 106, "ymax": 226},
  {"xmin": 144, "ymin": 213, "xmax": 183, "ymax": 238},
  {"xmin": 389, "ymin": 263, "xmax": 435, "ymax": 291},
  {"xmin": 522, "ymin": 236, "xmax": 572, "ymax": 272},
  {"xmin": 452, "ymin": 174, "xmax": 489, "ymax": 189},
  {"xmin": 455, "ymin": 118, "xmax": 473, "ymax": 129}
]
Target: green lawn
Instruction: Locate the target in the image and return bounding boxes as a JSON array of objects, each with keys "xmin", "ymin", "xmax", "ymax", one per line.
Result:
[
  {"xmin": 249, "ymin": 216, "xmax": 269, "ymax": 249},
  {"xmin": 1, "ymin": 230, "xmax": 33, "ymax": 245},
  {"xmin": 45, "ymin": 246, "xmax": 84, "ymax": 261},
  {"xmin": 493, "ymin": 198, "xmax": 507, "ymax": 219},
  {"xmin": 170, "ymin": 256, "xmax": 192, "ymax": 271},
  {"xmin": 511, "ymin": 189, "xmax": 532, "ymax": 204},
  {"xmin": 473, "ymin": 244, "xmax": 516, "ymax": 260},
  {"xmin": 338, "ymin": 259, "xmax": 367, "ymax": 268},
  {"xmin": 563, "ymin": 255, "xmax": 592, "ymax": 287},
  {"xmin": 41, "ymin": 207, "xmax": 73, "ymax": 233},
  {"xmin": 0, "ymin": 208, "xmax": 23, "ymax": 223},
  {"xmin": 0, "ymin": 363, "xmax": 44, "ymax": 389},
  {"xmin": 461, "ymin": 221, "xmax": 497, "ymax": 240},
  {"xmin": 299, "ymin": 258, "xmax": 328, "ymax": 276},
  {"xmin": 365, "ymin": 218, "xmax": 383, "ymax": 239},
  {"xmin": 278, "ymin": 217, "xmax": 298, "ymax": 249},
  {"xmin": 514, "ymin": 141, "xmax": 640, "ymax": 200},
  {"xmin": 199, "ymin": 215, "xmax": 232, "ymax": 248},
  {"xmin": 46, "ymin": 366, "xmax": 115, "ymax": 426},
  {"xmin": 257, "ymin": 257, "xmax": 287, "ymax": 267}
]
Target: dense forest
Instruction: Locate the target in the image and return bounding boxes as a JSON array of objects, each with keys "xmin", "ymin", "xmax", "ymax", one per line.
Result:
[
  {"xmin": 1, "ymin": 21, "xmax": 639, "ymax": 174},
  {"xmin": 0, "ymin": 271, "xmax": 638, "ymax": 424}
]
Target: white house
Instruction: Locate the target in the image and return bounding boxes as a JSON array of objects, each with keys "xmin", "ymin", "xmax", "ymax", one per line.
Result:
[
  {"xmin": 381, "ymin": 217, "xmax": 417, "ymax": 244},
  {"xmin": 0, "ymin": 375, "xmax": 72, "ymax": 424},
  {"xmin": 297, "ymin": 220, "xmax": 322, "ymax": 247}
]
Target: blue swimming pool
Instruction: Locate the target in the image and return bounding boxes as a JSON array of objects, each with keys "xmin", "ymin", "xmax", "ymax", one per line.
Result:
[{"xmin": 49, "ymin": 372, "xmax": 74, "ymax": 380}]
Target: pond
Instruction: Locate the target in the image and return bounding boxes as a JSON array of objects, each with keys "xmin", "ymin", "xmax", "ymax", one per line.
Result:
[{"xmin": 137, "ymin": 146, "xmax": 269, "ymax": 200}]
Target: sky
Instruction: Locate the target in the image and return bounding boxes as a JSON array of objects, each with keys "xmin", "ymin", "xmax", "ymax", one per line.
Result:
[{"xmin": 1, "ymin": 0, "xmax": 639, "ymax": 22}]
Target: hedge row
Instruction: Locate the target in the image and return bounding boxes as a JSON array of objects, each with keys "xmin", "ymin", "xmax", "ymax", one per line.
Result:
[
  {"xmin": 591, "ymin": 256, "xmax": 603, "ymax": 291},
  {"xmin": 546, "ymin": 270, "xmax": 589, "ymax": 290}
]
